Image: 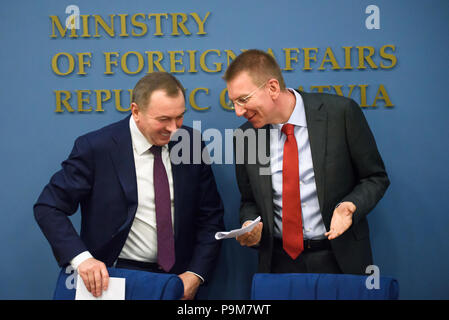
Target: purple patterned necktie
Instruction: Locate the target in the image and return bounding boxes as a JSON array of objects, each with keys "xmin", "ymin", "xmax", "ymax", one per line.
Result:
[{"xmin": 150, "ymin": 145, "xmax": 175, "ymax": 272}]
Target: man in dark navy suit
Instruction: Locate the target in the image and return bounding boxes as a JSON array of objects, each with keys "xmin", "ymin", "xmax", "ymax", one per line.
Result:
[{"xmin": 34, "ymin": 72, "xmax": 224, "ymax": 299}]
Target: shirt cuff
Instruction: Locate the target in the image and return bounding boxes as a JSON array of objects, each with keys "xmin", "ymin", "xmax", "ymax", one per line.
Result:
[
  {"xmin": 70, "ymin": 251, "xmax": 93, "ymax": 271},
  {"xmin": 186, "ymin": 271, "xmax": 205, "ymax": 284}
]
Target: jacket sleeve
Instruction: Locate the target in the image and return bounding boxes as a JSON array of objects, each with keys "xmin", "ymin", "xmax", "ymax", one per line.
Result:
[
  {"xmin": 34, "ymin": 135, "xmax": 94, "ymax": 267},
  {"xmin": 187, "ymin": 140, "xmax": 225, "ymax": 282},
  {"xmin": 341, "ymin": 99, "xmax": 390, "ymax": 225},
  {"xmin": 233, "ymin": 129, "xmax": 261, "ymax": 226}
]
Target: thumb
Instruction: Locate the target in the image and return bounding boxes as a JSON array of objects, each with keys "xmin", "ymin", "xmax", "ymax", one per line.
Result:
[{"xmin": 343, "ymin": 201, "xmax": 356, "ymax": 212}]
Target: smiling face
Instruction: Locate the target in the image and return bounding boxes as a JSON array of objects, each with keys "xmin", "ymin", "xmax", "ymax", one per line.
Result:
[
  {"xmin": 131, "ymin": 89, "xmax": 186, "ymax": 146},
  {"xmin": 227, "ymin": 71, "xmax": 278, "ymax": 128}
]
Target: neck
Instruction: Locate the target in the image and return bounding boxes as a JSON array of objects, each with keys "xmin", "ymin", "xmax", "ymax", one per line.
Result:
[{"xmin": 273, "ymin": 89, "xmax": 296, "ymax": 124}]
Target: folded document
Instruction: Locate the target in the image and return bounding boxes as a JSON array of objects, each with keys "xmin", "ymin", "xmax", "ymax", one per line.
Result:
[{"xmin": 215, "ymin": 216, "xmax": 261, "ymax": 240}]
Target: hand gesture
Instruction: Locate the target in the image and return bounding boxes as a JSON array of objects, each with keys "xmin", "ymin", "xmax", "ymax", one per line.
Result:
[{"xmin": 325, "ymin": 202, "xmax": 356, "ymax": 240}]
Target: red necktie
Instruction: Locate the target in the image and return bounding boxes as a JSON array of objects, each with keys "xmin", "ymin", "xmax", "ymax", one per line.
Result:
[{"xmin": 281, "ymin": 124, "xmax": 304, "ymax": 259}]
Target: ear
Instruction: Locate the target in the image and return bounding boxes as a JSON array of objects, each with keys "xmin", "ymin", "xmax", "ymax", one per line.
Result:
[
  {"xmin": 267, "ymin": 78, "xmax": 281, "ymax": 100},
  {"xmin": 131, "ymin": 102, "xmax": 139, "ymax": 122}
]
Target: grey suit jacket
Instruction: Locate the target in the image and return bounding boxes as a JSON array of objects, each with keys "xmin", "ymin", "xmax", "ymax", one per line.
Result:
[{"xmin": 233, "ymin": 91, "xmax": 390, "ymax": 274}]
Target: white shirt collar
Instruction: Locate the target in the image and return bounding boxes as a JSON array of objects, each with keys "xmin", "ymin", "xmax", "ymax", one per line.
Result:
[
  {"xmin": 287, "ymin": 89, "xmax": 307, "ymax": 128},
  {"xmin": 271, "ymin": 88, "xmax": 307, "ymax": 131}
]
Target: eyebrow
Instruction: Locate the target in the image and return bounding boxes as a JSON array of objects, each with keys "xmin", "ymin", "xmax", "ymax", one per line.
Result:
[
  {"xmin": 156, "ymin": 110, "xmax": 186, "ymax": 120},
  {"xmin": 237, "ymin": 94, "xmax": 250, "ymax": 100},
  {"xmin": 231, "ymin": 92, "xmax": 250, "ymax": 102}
]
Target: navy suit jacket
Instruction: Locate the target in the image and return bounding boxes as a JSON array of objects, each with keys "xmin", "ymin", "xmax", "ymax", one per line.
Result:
[{"xmin": 34, "ymin": 116, "xmax": 224, "ymax": 281}]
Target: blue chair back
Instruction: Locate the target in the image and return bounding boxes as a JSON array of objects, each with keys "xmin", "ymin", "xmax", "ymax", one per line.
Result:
[
  {"xmin": 53, "ymin": 266, "xmax": 184, "ymax": 300},
  {"xmin": 251, "ymin": 273, "xmax": 399, "ymax": 300}
]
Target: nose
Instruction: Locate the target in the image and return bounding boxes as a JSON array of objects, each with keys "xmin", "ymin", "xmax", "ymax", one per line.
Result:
[
  {"xmin": 234, "ymin": 104, "xmax": 246, "ymax": 117},
  {"xmin": 167, "ymin": 119, "xmax": 178, "ymax": 133}
]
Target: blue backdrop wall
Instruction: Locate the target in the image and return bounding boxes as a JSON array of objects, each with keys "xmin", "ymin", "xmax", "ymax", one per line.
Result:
[{"xmin": 1, "ymin": 0, "xmax": 448, "ymax": 299}]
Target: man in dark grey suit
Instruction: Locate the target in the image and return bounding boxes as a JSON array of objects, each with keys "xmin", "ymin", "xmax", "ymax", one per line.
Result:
[{"xmin": 224, "ymin": 49, "xmax": 389, "ymax": 275}]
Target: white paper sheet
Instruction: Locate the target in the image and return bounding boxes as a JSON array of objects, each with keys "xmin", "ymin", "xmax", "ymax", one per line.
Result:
[
  {"xmin": 215, "ymin": 216, "xmax": 261, "ymax": 240},
  {"xmin": 75, "ymin": 274, "xmax": 126, "ymax": 300}
]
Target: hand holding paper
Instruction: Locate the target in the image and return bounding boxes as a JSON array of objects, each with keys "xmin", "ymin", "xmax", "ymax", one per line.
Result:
[
  {"xmin": 215, "ymin": 217, "xmax": 263, "ymax": 247},
  {"xmin": 75, "ymin": 274, "xmax": 125, "ymax": 300}
]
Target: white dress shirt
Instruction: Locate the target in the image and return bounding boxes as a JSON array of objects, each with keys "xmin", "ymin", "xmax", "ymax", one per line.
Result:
[
  {"xmin": 72, "ymin": 117, "xmax": 204, "ymax": 282},
  {"xmin": 71, "ymin": 116, "xmax": 175, "ymax": 269},
  {"xmin": 118, "ymin": 116, "xmax": 175, "ymax": 262},
  {"xmin": 270, "ymin": 89, "xmax": 327, "ymax": 240}
]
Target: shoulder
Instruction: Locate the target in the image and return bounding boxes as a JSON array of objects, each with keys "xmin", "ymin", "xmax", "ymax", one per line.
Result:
[
  {"xmin": 237, "ymin": 121, "xmax": 256, "ymax": 132},
  {"xmin": 301, "ymin": 91, "xmax": 358, "ymax": 110},
  {"xmin": 170, "ymin": 125, "xmax": 195, "ymax": 142},
  {"xmin": 179, "ymin": 125, "xmax": 194, "ymax": 134},
  {"xmin": 74, "ymin": 116, "xmax": 130, "ymax": 149}
]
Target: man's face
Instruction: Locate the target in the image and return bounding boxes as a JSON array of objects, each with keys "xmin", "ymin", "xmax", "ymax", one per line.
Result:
[
  {"xmin": 132, "ymin": 89, "xmax": 186, "ymax": 146},
  {"xmin": 226, "ymin": 71, "xmax": 275, "ymax": 128}
]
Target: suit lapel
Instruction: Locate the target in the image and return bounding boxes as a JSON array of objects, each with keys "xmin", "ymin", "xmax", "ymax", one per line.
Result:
[
  {"xmin": 109, "ymin": 116, "xmax": 138, "ymax": 231},
  {"xmin": 168, "ymin": 139, "xmax": 182, "ymax": 240},
  {"xmin": 255, "ymin": 125, "xmax": 274, "ymax": 236},
  {"xmin": 300, "ymin": 92, "xmax": 327, "ymax": 212}
]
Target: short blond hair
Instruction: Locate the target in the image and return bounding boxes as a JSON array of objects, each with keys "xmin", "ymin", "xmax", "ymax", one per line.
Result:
[{"xmin": 223, "ymin": 49, "xmax": 286, "ymax": 89}]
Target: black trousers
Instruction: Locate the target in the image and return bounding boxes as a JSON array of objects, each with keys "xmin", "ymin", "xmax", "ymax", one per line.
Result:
[{"xmin": 271, "ymin": 238, "xmax": 342, "ymax": 274}]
